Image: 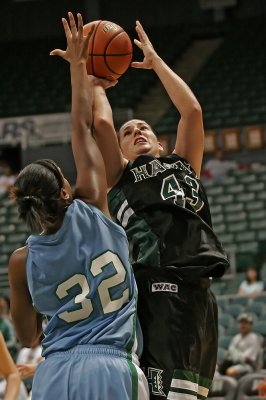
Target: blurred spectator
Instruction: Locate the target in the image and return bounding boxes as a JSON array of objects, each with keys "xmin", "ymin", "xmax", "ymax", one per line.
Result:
[
  {"xmin": 0, "ymin": 331, "xmax": 21, "ymax": 400},
  {"xmin": 16, "ymin": 339, "xmax": 43, "ymax": 393},
  {"xmin": 238, "ymin": 266, "xmax": 264, "ymax": 299},
  {"xmin": 0, "ymin": 159, "xmax": 17, "ymax": 195},
  {"xmin": 202, "ymin": 150, "xmax": 238, "ymax": 181},
  {"xmin": 218, "ymin": 313, "xmax": 262, "ymax": 378},
  {"xmin": 0, "ymin": 296, "xmax": 18, "ymax": 360},
  {"xmin": 0, "ymin": 296, "xmax": 11, "ymax": 319}
]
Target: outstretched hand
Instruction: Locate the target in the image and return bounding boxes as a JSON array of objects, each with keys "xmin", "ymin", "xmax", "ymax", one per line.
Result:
[
  {"xmin": 131, "ymin": 20, "xmax": 157, "ymax": 70},
  {"xmin": 50, "ymin": 12, "xmax": 94, "ymax": 65}
]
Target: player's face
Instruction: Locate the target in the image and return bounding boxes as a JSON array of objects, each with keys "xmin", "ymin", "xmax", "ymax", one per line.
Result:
[{"xmin": 119, "ymin": 119, "xmax": 162, "ymax": 160}]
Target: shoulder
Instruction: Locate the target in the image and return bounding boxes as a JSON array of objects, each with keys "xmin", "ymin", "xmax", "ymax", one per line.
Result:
[
  {"xmin": 74, "ymin": 199, "xmax": 126, "ymax": 238},
  {"xmin": 9, "ymin": 246, "xmax": 28, "ymax": 267},
  {"xmin": 8, "ymin": 246, "xmax": 28, "ymax": 281}
]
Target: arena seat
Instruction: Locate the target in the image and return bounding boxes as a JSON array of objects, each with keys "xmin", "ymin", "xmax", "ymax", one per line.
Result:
[
  {"xmin": 236, "ymin": 372, "xmax": 266, "ymax": 400},
  {"xmin": 208, "ymin": 375, "xmax": 238, "ymax": 400}
]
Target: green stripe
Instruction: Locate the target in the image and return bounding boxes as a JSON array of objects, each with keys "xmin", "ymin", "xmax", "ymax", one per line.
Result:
[
  {"xmin": 126, "ymin": 292, "xmax": 138, "ymax": 400},
  {"xmin": 198, "ymin": 375, "xmax": 212, "ymax": 390},
  {"xmin": 170, "ymin": 387, "xmax": 197, "ymax": 397},
  {"xmin": 126, "ymin": 353, "xmax": 138, "ymax": 400},
  {"xmin": 108, "ymin": 186, "xmax": 161, "ymax": 267},
  {"xmin": 173, "ymin": 370, "xmax": 199, "ymax": 384},
  {"xmin": 172, "ymin": 369, "xmax": 212, "ymax": 390}
]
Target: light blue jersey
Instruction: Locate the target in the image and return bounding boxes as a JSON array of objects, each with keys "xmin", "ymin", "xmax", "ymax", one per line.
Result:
[{"xmin": 26, "ymin": 199, "xmax": 139, "ymax": 358}]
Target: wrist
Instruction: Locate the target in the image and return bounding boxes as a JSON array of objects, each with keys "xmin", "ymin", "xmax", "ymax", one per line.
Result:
[
  {"xmin": 151, "ymin": 54, "xmax": 163, "ymax": 69},
  {"xmin": 70, "ymin": 60, "xmax": 87, "ymax": 70}
]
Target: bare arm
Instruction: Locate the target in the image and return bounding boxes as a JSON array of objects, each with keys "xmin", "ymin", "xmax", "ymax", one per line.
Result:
[
  {"xmin": 51, "ymin": 13, "xmax": 110, "ymax": 215},
  {"xmin": 93, "ymin": 80, "xmax": 126, "ymax": 189},
  {"xmin": 132, "ymin": 21, "xmax": 204, "ymax": 176},
  {"xmin": 8, "ymin": 247, "xmax": 43, "ymax": 347},
  {"xmin": 0, "ymin": 332, "xmax": 21, "ymax": 400}
]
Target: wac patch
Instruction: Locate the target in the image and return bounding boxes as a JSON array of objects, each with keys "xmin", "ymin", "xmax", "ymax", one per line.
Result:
[{"xmin": 151, "ymin": 282, "xmax": 178, "ymax": 293}]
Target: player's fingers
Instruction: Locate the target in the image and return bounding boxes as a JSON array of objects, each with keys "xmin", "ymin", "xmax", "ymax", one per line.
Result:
[
  {"xmin": 131, "ymin": 61, "xmax": 144, "ymax": 69},
  {"xmin": 50, "ymin": 49, "xmax": 66, "ymax": 59},
  {"xmin": 68, "ymin": 12, "xmax": 78, "ymax": 36},
  {"xmin": 62, "ymin": 17, "xmax": 72, "ymax": 40},
  {"xmin": 77, "ymin": 13, "xmax": 83, "ymax": 38},
  {"xmin": 133, "ymin": 39, "xmax": 142, "ymax": 49},
  {"xmin": 136, "ymin": 21, "xmax": 150, "ymax": 44}
]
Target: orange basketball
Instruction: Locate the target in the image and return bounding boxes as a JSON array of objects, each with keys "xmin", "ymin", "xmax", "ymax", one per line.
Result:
[{"xmin": 83, "ymin": 20, "xmax": 133, "ymax": 80}]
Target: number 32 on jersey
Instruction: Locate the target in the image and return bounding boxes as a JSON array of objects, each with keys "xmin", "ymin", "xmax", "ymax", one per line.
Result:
[{"xmin": 56, "ymin": 250, "xmax": 129, "ymax": 323}]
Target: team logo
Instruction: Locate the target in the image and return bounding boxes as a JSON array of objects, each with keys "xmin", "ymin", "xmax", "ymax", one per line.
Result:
[
  {"xmin": 147, "ymin": 368, "xmax": 166, "ymax": 396},
  {"xmin": 151, "ymin": 282, "xmax": 178, "ymax": 293}
]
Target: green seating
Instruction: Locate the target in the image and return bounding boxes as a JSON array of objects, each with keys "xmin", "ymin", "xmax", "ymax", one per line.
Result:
[
  {"xmin": 235, "ymin": 231, "xmax": 256, "ymax": 242},
  {"xmin": 218, "ymin": 335, "xmax": 232, "ymax": 350},
  {"xmin": 218, "ymin": 313, "xmax": 235, "ymax": 329},
  {"xmin": 236, "ymin": 192, "xmax": 255, "ymax": 203},
  {"xmin": 230, "ymin": 296, "xmax": 249, "ymax": 307},
  {"xmin": 210, "ymin": 204, "xmax": 223, "ymax": 215},
  {"xmin": 216, "ymin": 297, "xmax": 229, "ymax": 309},
  {"xmin": 224, "ymin": 203, "xmax": 244, "ymax": 213},
  {"xmin": 225, "ymin": 212, "xmax": 246, "ymax": 223},
  {"xmin": 225, "ymin": 184, "xmax": 244, "ymax": 194},
  {"xmin": 253, "ymin": 321, "xmax": 266, "ymax": 337},
  {"xmin": 245, "ymin": 201, "xmax": 264, "ymax": 211},
  {"xmin": 226, "ymin": 325, "xmax": 239, "ymax": 336},
  {"xmin": 250, "ymin": 220, "xmax": 266, "ymax": 230},
  {"xmin": 218, "ymin": 233, "xmax": 234, "ymax": 246},
  {"xmin": 246, "ymin": 182, "xmax": 264, "ymax": 193},
  {"xmin": 246, "ymin": 301, "xmax": 264, "ymax": 316},
  {"xmin": 226, "ymin": 304, "xmax": 244, "ymax": 318},
  {"xmin": 227, "ymin": 222, "xmax": 247, "ymax": 233},
  {"xmin": 215, "ymin": 195, "xmax": 234, "ymax": 205},
  {"xmin": 236, "ymin": 242, "xmax": 258, "ymax": 254}
]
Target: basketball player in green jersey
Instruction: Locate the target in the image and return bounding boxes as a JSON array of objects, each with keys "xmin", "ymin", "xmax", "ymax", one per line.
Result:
[{"xmin": 92, "ymin": 21, "xmax": 229, "ymax": 400}]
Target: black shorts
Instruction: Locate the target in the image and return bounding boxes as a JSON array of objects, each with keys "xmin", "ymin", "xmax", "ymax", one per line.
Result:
[{"xmin": 134, "ymin": 267, "xmax": 218, "ymax": 400}]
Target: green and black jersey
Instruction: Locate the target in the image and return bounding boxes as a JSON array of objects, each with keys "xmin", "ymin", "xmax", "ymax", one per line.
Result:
[{"xmin": 108, "ymin": 153, "xmax": 229, "ymax": 280}]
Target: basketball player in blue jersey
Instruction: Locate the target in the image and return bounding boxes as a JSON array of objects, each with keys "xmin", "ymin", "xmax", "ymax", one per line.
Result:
[
  {"xmin": 8, "ymin": 13, "xmax": 149, "ymax": 400},
  {"xmin": 91, "ymin": 20, "xmax": 230, "ymax": 400}
]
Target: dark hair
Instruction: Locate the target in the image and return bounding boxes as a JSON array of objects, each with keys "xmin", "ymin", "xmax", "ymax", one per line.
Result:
[
  {"xmin": 245, "ymin": 266, "xmax": 261, "ymax": 284},
  {"xmin": 0, "ymin": 295, "xmax": 10, "ymax": 312},
  {"xmin": 10, "ymin": 159, "xmax": 67, "ymax": 233}
]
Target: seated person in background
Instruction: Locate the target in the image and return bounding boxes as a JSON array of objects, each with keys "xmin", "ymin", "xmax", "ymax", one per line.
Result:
[
  {"xmin": 0, "ymin": 296, "xmax": 18, "ymax": 360},
  {"xmin": 238, "ymin": 266, "xmax": 264, "ymax": 299},
  {"xmin": 202, "ymin": 150, "xmax": 238, "ymax": 181},
  {"xmin": 0, "ymin": 331, "xmax": 21, "ymax": 400},
  {"xmin": 16, "ymin": 339, "xmax": 43, "ymax": 393},
  {"xmin": 0, "ymin": 296, "xmax": 11, "ymax": 319},
  {"xmin": 0, "ymin": 160, "xmax": 17, "ymax": 195},
  {"xmin": 218, "ymin": 313, "xmax": 261, "ymax": 378}
]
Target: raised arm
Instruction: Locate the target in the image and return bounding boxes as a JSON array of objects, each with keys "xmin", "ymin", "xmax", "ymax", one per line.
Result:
[
  {"xmin": 51, "ymin": 12, "xmax": 110, "ymax": 215},
  {"xmin": 0, "ymin": 332, "xmax": 21, "ymax": 400},
  {"xmin": 93, "ymin": 80, "xmax": 126, "ymax": 189},
  {"xmin": 132, "ymin": 21, "xmax": 204, "ymax": 177}
]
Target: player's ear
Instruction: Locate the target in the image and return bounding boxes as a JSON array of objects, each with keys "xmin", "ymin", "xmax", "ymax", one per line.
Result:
[
  {"xmin": 158, "ymin": 141, "xmax": 164, "ymax": 153},
  {"xmin": 60, "ymin": 188, "xmax": 70, "ymax": 200}
]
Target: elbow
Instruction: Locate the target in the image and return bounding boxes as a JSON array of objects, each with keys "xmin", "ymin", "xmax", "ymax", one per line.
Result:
[
  {"xmin": 17, "ymin": 331, "xmax": 41, "ymax": 348},
  {"xmin": 187, "ymin": 102, "xmax": 202, "ymax": 120},
  {"xmin": 94, "ymin": 115, "xmax": 113, "ymax": 133}
]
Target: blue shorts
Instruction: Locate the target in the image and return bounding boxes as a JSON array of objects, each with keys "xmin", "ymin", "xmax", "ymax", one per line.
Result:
[{"xmin": 31, "ymin": 345, "xmax": 149, "ymax": 400}]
